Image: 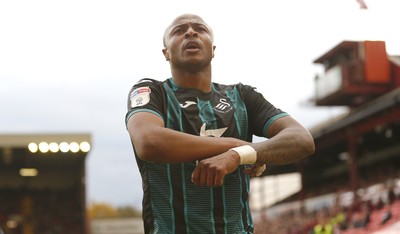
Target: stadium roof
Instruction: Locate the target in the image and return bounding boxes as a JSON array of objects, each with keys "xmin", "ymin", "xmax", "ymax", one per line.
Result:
[
  {"xmin": 0, "ymin": 133, "xmax": 91, "ymax": 148},
  {"xmin": 0, "ymin": 133, "xmax": 92, "ymax": 189}
]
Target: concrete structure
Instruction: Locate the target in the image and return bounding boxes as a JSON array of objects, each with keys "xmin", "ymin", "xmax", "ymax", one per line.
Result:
[{"xmin": 91, "ymin": 218, "xmax": 144, "ymax": 234}]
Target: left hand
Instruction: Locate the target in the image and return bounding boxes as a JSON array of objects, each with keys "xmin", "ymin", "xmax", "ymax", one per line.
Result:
[{"xmin": 244, "ymin": 164, "xmax": 267, "ymax": 177}]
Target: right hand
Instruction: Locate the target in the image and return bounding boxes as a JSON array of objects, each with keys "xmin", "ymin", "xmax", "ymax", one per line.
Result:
[{"xmin": 191, "ymin": 151, "xmax": 240, "ymax": 187}]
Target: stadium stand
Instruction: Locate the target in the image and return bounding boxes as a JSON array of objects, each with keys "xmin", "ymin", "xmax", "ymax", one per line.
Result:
[
  {"xmin": 253, "ymin": 41, "xmax": 400, "ymax": 234},
  {"xmin": 0, "ymin": 133, "xmax": 91, "ymax": 234}
]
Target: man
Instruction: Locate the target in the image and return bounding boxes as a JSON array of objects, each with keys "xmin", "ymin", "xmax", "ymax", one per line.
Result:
[{"xmin": 126, "ymin": 14, "xmax": 315, "ymax": 234}]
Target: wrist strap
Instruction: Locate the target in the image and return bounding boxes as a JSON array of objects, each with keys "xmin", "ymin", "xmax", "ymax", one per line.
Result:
[{"xmin": 230, "ymin": 145, "xmax": 257, "ymax": 165}]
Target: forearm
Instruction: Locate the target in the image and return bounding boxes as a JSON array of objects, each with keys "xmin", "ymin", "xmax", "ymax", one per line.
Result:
[
  {"xmin": 131, "ymin": 125, "xmax": 245, "ymax": 163},
  {"xmin": 252, "ymin": 127, "xmax": 315, "ymax": 165}
]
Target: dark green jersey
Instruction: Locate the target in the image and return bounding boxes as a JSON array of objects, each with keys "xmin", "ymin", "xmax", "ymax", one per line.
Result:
[{"xmin": 125, "ymin": 78, "xmax": 288, "ymax": 234}]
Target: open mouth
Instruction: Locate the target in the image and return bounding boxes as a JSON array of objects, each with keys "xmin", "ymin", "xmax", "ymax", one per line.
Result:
[{"xmin": 184, "ymin": 41, "xmax": 201, "ymax": 50}]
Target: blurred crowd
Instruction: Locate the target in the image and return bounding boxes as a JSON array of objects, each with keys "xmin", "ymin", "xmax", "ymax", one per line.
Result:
[
  {"xmin": 0, "ymin": 188, "xmax": 83, "ymax": 234},
  {"xmin": 254, "ymin": 177, "xmax": 400, "ymax": 234}
]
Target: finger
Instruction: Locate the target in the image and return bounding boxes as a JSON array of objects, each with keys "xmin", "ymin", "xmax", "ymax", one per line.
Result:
[
  {"xmin": 207, "ymin": 168, "xmax": 215, "ymax": 187},
  {"xmin": 198, "ymin": 166, "xmax": 208, "ymax": 186},
  {"xmin": 214, "ymin": 170, "xmax": 225, "ymax": 186},
  {"xmin": 244, "ymin": 165, "xmax": 267, "ymax": 177},
  {"xmin": 255, "ymin": 164, "xmax": 266, "ymax": 177},
  {"xmin": 244, "ymin": 165, "xmax": 256, "ymax": 175},
  {"xmin": 192, "ymin": 167, "xmax": 200, "ymax": 185},
  {"xmin": 244, "ymin": 166, "xmax": 253, "ymax": 174}
]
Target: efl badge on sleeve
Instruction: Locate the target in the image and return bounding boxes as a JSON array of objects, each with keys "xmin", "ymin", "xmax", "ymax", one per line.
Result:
[{"xmin": 130, "ymin": 87, "xmax": 151, "ymax": 108}]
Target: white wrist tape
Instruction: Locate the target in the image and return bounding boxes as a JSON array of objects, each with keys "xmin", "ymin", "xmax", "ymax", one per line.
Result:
[{"xmin": 230, "ymin": 145, "xmax": 257, "ymax": 165}]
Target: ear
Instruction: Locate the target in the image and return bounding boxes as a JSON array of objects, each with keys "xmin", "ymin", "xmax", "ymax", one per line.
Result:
[
  {"xmin": 162, "ymin": 48, "xmax": 170, "ymax": 61},
  {"xmin": 212, "ymin": 45, "xmax": 216, "ymax": 58}
]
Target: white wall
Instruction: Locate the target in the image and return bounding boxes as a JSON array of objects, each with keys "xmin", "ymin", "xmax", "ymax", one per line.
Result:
[{"xmin": 91, "ymin": 218, "xmax": 144, "ymax": 234}]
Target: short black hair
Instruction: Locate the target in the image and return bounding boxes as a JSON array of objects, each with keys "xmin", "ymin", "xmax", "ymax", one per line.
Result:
[{"xmin": 162, "ymin": 14, "xmax": 214, "ymax": 47}]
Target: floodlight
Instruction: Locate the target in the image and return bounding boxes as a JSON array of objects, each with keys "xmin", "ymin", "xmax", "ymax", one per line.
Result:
[
  {"xmin": 80, "ymin": 141, "xmax": 91, "ymax": 152},
  {"xmin": 59, "ymin": 142, "xmax": 69, "ymax": 153},
  {"xmin": 38, "ymin": 142, "xmax": 49, "ymax": 153},
  {"xmin": 49, "ymin": 142, "xmax": 59, "ymax": 153},
  {"xmin": 28, "ymin": 143, "xmax": 38, "ymax": 153},
  {"xmin": 70, "ymin": 142, "xmax": 79, "ymax": 153}
]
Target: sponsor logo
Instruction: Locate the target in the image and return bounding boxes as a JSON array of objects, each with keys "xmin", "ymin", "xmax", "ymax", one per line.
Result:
[
  {"xmin": 179, "ymin": 101, "xmax": 197, "ymax": 108},
  {"xmin": 214, "ymin": 98, "xmax": 232, "ymax": 113},
  {"xmin": 130, "ymin": 87, "xmax": 151, "ymax": 108},
  {"xmin": 199, "ymin": 123, "xmax": 227, "ymax": 137}
]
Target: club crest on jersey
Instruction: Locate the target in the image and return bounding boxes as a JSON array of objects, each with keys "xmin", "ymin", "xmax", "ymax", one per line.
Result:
[
  {"xmin": 130, "ymin": 87, "xmax": 151, "ymax": 108},
  {"xmin": 213, "ymin": 98, "xmax": 233, "ymax": 113}
]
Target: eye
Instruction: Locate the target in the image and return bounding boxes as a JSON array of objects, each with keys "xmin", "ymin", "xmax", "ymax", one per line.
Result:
[
  {"xmin": 196, "ymin": 26, "xmax": 207, "ymax": 32},
  {"xmin": 172, "ymin": 28, "xmax": 183, "ymax": 35}
]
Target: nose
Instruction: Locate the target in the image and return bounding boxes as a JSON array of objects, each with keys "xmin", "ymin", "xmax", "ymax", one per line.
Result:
[{"xmin": 185, "ymin": 27, "xmax": 198, "ymax": 38}]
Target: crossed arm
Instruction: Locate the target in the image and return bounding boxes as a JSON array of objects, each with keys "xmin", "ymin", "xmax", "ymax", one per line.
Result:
[{"xmin": 127, "ymin": 112, "xmax": 315, "ymax": 186}]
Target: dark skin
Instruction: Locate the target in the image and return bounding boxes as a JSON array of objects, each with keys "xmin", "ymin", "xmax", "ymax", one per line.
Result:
[{"xmin": 127, "ymin": 14, "xmax": 315, "ymax": 187}]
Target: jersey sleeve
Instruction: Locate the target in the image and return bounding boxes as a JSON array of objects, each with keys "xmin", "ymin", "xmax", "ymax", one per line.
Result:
[
  {"xmin": 125, "ymin": 78, "xmax": 165, "ymax": 127},
  {"xmin": 238, "ymin": 83, "xmax": 289, "ymax": 138}
]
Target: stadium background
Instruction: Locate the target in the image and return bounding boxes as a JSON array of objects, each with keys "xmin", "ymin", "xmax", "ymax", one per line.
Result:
[
  {"xmin": 1, "ymin": 40, "xmax": 400, "ymax": 234},
  {"xmin": 1, "ymin": 1, "xmax": 400, "ymax": 233}
]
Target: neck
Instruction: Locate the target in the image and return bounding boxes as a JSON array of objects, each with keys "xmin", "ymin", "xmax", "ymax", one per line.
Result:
[{"xmin": 170, "ymin": 66, "xmax": 212, "ymax": 93}]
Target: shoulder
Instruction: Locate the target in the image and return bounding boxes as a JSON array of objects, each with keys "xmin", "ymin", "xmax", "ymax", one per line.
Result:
[
  {"xmin": 126, "ymin": 78, "xmax": 167, "ymax": 105},
  {"xmin": 223, "ymin": 82, "xmax": 259, "ymax": 96},
  {"xmin": 133, "ymin": 78, "xmax": 163, "ymax": 86},
  {"xmin": 212, "ymin": 82, "xmax": 261, "ymax": 101},
  {"xmin": 128, "ymin": 78, "xmax": 166, "ymax": 92},
  {"xmin": 212, "ymin": 82, "xmax": 255, "ymax": 91}
]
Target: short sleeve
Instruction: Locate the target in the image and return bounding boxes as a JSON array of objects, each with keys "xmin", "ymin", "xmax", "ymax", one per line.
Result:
[
  {"xmin": 125, "ymin": 78, "xmax": 165, "ymax": 126},
  {"xmin": 238, "ymin": 83, "xmax": 289, "ymax": 138}
]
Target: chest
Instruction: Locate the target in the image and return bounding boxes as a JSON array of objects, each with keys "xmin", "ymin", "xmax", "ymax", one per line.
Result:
[
  {"xmin": 171, "ymin": 89, "xmax": 238, "ymax": 121},
  {"xmin": 162, "ymin": 87, "xmax": 248, "ymax": 138}
]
